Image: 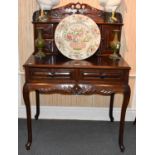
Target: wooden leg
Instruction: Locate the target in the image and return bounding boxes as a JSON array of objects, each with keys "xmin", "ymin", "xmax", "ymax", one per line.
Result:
[
  {"xmin": 119, "ymin": 86, "xmax": 131, "ymax": 152},
  {"xmin": 35, "ymin": 90, "xmax": 40, "ymax": 120},
  {"xmin": 133, "ymin": 118, "xmax": 136, "ymax": 125},
  {"xmin": 23, "ymin": 84, "xmax": 32, "ymax": 150},
  {"xmin": 109, "ymin": 93, "xmax": 115, "ymax": 122}
]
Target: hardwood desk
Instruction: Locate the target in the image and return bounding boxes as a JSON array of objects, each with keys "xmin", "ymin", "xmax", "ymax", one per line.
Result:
[
  {"xmin": 23, "ymin": 54, "xmax": 130, "ymax": 152},
  {"xmin": 22, "ymin": 2, "xmax": 131, "ymax": 152}
]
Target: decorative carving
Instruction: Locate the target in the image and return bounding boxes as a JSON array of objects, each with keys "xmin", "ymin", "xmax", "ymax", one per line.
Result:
[
  {"xmin": 65, "ymin": 2, "xmax": 88, "ymax": 14},
  {"xmin": 37, "ymin": 84, "xmax": 93, "ymax": 95},
  {"xmin": 36, "ymin": 84, "xmax": 113, "ymax": 95},
  {"xmin": 63, "ymin": 84, "xmax": 96, "ymax": 95},
  {"xmin": 33, "ymin": 2, "xmax": 122, "ymax": 22},
  {"xmin": 23, "ymin": 2, "xmax": 130, "ymax": 152},
  {"xmin": 33, "ymin": 3, "xmax": 123, "ymax": 56},
  {"xmin": 38, "ymin": 87, "xmax": 56, "ymax": 93},
  {"xmin": 33, "ymin": 2, "xmax": 101, "ymax": 21},
  {"xmin": 100, "ymin": 89, "xmax": 113, "ymax": 95}
]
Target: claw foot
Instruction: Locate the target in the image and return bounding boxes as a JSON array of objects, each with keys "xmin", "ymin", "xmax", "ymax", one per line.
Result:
[
  {"xmin": 25, "ymin": 142, "xmax": 31, "ymax": 150},
  {"xmin": 119, "ymin": 144, "xmax": 125, "ymax": 152}
]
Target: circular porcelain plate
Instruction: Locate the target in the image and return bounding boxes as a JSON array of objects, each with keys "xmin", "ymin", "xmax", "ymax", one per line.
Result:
[{"xmin": 55, "ymin": 14, "xmax": 101, "ymax": 60}]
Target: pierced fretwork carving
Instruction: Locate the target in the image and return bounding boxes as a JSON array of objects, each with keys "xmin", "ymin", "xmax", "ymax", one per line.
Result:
[
  {"xmin": 33, "ymin": 2, "xmax": 123, "ymax": 56},
  {"xmin": 33, "ymin": 2, "xmax": 122, "ymax": 23}
]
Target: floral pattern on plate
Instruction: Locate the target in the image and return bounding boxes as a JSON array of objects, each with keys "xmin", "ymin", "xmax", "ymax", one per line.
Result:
[{"xmin": 55, "ymin": 14, "xmax": 101, "ymax": 60}]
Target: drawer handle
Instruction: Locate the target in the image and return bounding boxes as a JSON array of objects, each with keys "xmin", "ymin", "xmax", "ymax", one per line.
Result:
[
  {"xmin": 100, "ymin": 74, "xmax": 107, "ymax": 79},
  {"xmin": 48, "ymin": 72, "xmax": 70, "ymax": 77},
  {"xmin": 48, "ymin": 72, "xmax": 54, "ymax": 77}
]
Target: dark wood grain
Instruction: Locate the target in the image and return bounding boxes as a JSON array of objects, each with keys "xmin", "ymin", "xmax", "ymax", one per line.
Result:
[
  {"xmin": 32, "ymin": 2, "xmax": 123, "ymax": 56},
  {"xmin": 35, "ymin": 90, "xmax": 40, "ymax": 120},
  {"xmin": 24, "ymin": 55, "xmax": 130, "ymax": 69},
  {"xmin": 23, "ymin": 84, "xmax": 32, "ymax": 150},
  {"xmin": 109, "ymin": 93, "xmax": 115, "ymax": 122},
  {"xmin": 23, "ymin": 2, "xmax": 131, "ymax": 152},
  {"xmin": 119, "ymin": 85, "xmax": 131, "ymax": 152}
]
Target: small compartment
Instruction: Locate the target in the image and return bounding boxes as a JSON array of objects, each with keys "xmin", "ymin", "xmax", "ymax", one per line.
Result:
[{"xmin": 29, "ymin": 68, "xmax": 75, "ymax": 82}]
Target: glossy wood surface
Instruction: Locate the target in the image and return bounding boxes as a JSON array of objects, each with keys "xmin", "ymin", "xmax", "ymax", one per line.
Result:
[
  {"xmin": 33, "ymin": 2, "xmax": 123, "ymax": 24},
  {"xmin": 23, "ymin": 3, "xmax": 131, "ymax": 152},
  {"xmin": 24, "ymin": 55, "xmax": 130, "ymax": 69},
  {"xmin": 18, "ymin": 0, "xmax": 136, "ymax": 75},
  {"xmin": 32, "ymin": 3, "xmax": 123, "ymax": 56}
]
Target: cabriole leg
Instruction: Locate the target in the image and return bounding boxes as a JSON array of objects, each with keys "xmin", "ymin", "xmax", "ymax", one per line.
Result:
[
  {"xmin": 23, "ymin": 84, "xmax": 32, "ymax": 150},
  {"xmin": 35, "ymin": 90, "xmax": 40, "ymax": 120},
  {"xmin": 119, "ymin": 86, "xmax": 131, "ymax": 152},
  {"xmin": 109, "ymin": 93, "xmax": 115, "ymax": 122}
]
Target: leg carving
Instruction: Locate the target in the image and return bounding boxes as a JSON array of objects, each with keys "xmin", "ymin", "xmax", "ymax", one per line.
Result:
[
  {"xmin": 35, "ymin": 90, "xmax": 40, "ymax": 120},
  {"xmin": 23, "ymin": 84, "xmax": 32, "ymax": 150},
  {"xmin": 119, "ymin": 86, "xmax": 131, "ymax": 152},
  {"xmin": 109, "ymin": 93, "xmax": 115, "ymax": 122}
]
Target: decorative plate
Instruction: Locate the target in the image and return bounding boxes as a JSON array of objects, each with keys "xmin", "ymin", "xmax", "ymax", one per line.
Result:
[{"xmin": 55, "ymin": 14, "xmax": 101, "ymax": 60}]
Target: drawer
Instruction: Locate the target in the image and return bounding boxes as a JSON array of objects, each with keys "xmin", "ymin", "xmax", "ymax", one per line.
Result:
[
  {"xmin": 79, "ymin": 69, "xmax": 125, "ymax": 83},
  {"xmin": 35, "ymin": 24, "xmax": 57, "ymax": 39},
  {"xmin": 29, "ymin": 68, "xmax": 75, "ymax": 81}
]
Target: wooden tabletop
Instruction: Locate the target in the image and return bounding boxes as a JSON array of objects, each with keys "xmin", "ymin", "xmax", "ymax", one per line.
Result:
[{"xmin": 24, "ymin": 54, "xmax": 130, "ymax": 70}]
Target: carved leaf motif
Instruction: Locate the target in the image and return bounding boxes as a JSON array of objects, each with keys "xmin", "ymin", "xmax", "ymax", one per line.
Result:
[
  {"xmin": 38, "ymin": 87, "xmax": 56, "ymax": 93},
  {"xmin": 37, "ymin": 84, "xmax": 113, "ymax": 95},
  {"xmin": 100, "ymin": 89, "xmax": 113, "ymax": 95}
]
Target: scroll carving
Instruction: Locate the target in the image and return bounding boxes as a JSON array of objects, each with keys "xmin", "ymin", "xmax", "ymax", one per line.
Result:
[
  {"xmin": 33, "ymin": 2, "xmax": 123, "ymax": 56},
  {"xmin": 33, "ymin": 2, "xmax": 122, "ymax": 22},
  {"xmin": 33, "ymin": 2, "xmax": 103, "ymax": 21},
  {"xmin": 36, "ymin": 84, "xmax": 113, "ymax": 95}
]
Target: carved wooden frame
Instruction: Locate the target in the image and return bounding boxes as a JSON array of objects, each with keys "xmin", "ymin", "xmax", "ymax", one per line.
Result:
[
  {"xmin": 32, "ymin": 2, "xmax": 123, "ymax": 56},
  {"xmin": 22, "ymin": 2, "xmax": 130, "ymax": 153},
  {"xmin": 23, "ymin": 82, "xmax": 130, "ymax": 152}
]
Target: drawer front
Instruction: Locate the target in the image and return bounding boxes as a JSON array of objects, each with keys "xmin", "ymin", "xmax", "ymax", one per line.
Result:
[
  {"xmin": 79, "ymin": 69, "xmax": 126, "ymax": 83},
  {"xmin": 29, "ymin": 68, "xmax": 75, "ymax": 81}
]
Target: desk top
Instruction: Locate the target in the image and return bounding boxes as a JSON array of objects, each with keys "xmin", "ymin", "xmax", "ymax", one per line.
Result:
[{"xmin": 24, "ymin": 54, "xmax": 130, "ymax": 70}]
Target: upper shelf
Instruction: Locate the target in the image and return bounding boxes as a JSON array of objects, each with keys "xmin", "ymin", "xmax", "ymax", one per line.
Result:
[{"xmin": 32, "ymin": 2, "xmax": 123, "ymax": 25}]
